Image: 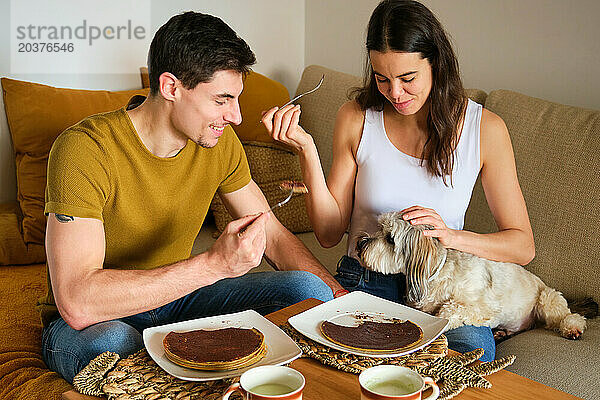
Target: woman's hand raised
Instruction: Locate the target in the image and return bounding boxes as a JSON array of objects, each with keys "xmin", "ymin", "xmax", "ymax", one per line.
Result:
[{"xmin": 261, "ymin": 104, "xmax": 313, "ymax": 154}]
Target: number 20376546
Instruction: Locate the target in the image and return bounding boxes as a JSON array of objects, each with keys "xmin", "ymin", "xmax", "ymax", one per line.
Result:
[{"xmin": 18, "ymin": 42, "xmax": 74, "ymax": 52}]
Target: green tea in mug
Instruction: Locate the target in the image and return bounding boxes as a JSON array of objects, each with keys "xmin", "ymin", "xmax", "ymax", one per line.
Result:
[
  {"xmin": 250, "ymin": 383, "xmax": 295, "ymax": 396},
  {"xmin": 367, "ymin": 379, "xmax": 420, "ymax": 395}
]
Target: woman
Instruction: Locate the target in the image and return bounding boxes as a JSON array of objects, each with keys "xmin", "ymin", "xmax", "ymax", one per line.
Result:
[{"xmin": 262, "ymin": 0, "xmax": 534, "ymax": 361}]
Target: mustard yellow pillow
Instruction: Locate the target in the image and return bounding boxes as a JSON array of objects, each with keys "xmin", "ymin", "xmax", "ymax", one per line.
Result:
[
  {"xmin": 1, "ymin": 78, "xmax": 149, "ymax": 246},
  {"xmin": 0, "ymin": 202, "xmax": 45, "ymax": 265},
  {"xmin": 236, "ymin": 71, "xmax": 290, "ymax": 142},
  {"xmin": 210, "ymin": 141, "xmax": 312, "ymax": 234}
]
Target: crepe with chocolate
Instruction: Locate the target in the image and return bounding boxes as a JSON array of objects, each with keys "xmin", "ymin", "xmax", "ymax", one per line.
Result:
[
  {"xmin": 163, "ymin": 327, "xmax": 266, "ymax": 370},
  {"xmin": 280, "ymin": 180, "xmax": 308, "ymax": 194},
  {"xmin": 320, "ymin": 318, "xmax": 423, "ymax": 352}
]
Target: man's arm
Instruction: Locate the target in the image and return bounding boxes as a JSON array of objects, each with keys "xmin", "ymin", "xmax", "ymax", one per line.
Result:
[
  {"xmin": 219, "ymin": 180, "xmax": 344, "ymax": 295},
  {"xmin": 46, "ymin": 212, "xmax": 267, "ymax": 330}
]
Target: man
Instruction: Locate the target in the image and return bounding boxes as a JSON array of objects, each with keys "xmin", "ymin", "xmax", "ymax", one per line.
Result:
[{"xmin": 39, "ymin": 11, "xmax": 343, "ymax": 382}]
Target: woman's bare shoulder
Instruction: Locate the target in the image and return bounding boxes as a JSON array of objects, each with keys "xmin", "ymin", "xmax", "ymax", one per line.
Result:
[
  {"xmin": 480, "ymin": 108, "xmax": 512, "ymax": 148},
  {"xmin": 480, "ymin": 108, "xmax": 514, "ymax": 167},
  {"xmin": 334, "ymin": 100, "xmax": 365, "ymax": 150},
  {"xmin": 336, "ymin": 100, "xmax": 365, "ymax": 135},
  {"xmin": 480, "ymin": 108, "xmax": 508, "ymax": 138},
  {"xmin": 337, "ymin": 99, "xmax": 364, "ymax": 122}
]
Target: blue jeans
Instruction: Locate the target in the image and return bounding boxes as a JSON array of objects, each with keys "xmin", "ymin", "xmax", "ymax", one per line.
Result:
[
  {"xmin": 42, "ymin": 271, "xmax": 333, "ymax": 383},
  {"xmin": 334, "ymin": 256, "xmax": 495, "ymax": 362}
]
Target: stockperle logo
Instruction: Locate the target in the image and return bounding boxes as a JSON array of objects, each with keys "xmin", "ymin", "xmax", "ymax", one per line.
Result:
[{"xmin": 11, "ymin": 0, "xmax": 151, "ymax": 74}]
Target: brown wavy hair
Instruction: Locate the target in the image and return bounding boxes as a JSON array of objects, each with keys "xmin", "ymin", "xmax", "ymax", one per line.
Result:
[
  {"xmin": 148, "ymin": 12, "xmax": 256, "ymax": 96},
  {"xmin": 354, "ymin": 0, "xmax": 466, "ymax": 185}
]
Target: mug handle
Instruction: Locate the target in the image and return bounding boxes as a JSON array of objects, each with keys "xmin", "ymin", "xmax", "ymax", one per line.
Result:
[
  {"xmin": 223, "ymin": 382, "xmax": 246, "ymax": 400},
  {"xmin": 422, "ymin": 377, "xmax": 440, "ymax": 400}
]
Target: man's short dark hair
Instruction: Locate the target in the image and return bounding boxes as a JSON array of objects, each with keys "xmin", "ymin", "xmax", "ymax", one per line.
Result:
[{"xmin": 147, "ymin": 12, "xmax": 256, "ymax": 95}]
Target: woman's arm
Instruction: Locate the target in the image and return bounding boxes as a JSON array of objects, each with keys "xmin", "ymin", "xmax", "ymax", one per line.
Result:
[
  {"xmin": 470, "ymin": 109, "xmax": 535, "ymax": 264},
  {"xmin": 262, "ymin": 101, "xmax": 364, "ymax": 248},
  {"xmin": 403, "ymin": 109, "xmax": 535, "ymax": 265}
]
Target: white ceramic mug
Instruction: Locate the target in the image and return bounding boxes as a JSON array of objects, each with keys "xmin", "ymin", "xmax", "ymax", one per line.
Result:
[
  {"xmin": 222, "ymin": 365, "xmax": 305, "ymax": 400},
  {"xmin": 359, "ymin": 365, "xmax": 439, "ymax": 400}
]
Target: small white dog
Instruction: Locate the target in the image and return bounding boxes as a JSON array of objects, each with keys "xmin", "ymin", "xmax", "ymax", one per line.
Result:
[{"xmin": 356, "ymin": 211, "xmax": 586, "ymax": 339}]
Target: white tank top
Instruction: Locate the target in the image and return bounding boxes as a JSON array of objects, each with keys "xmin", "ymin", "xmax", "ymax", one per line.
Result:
[{"xmin": 347, "ymin": 99, "xmax": 482, "ymax": 260}]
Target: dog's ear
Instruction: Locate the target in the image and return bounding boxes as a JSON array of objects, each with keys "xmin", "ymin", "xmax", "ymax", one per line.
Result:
[{"xmin": 404, "ymin": 228, "xmax": 438, "ymax": 306}]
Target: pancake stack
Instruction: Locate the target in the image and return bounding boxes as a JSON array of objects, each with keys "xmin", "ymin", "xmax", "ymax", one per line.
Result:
[
  {"xmin": 320, "ymin": 317, "xmax": 423, "ymax": 352},
  {"xmin": 163, "ymin": 327, "xmax": 266, "ymax": 370}
]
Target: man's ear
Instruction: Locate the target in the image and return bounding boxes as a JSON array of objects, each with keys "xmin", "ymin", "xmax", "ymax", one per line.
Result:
[{"xmin": 158, "ymin": 72, "xmax": 179, "ymax": 101}]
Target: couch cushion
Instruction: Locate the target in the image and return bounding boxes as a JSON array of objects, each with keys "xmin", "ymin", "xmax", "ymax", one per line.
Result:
[
  {"xmin": 496, "ymin": 318, "xmax": 600, "ymax": 399},
  {"xmin": 1, "ymin": 78, "xmax": 149, "ymax": 248},
  {"xmin": 0, "ymin": 263, "xmax": 72, "ymax": 399},
  {"xmin": 294, "ymin": 231, "xmax": 348, "ymax": 275},
  {"xmin": 0, "ymin": 202, "xmax": 44, "ymax": 266},
  {"xmin": 465, "ymin": 90, "xmax": 600, "ymax": 303},
  {"xmin": 210, "ymin": 141, "xmax": 312, "ymax": 233},
  {"xmin": 464, "ymin": 89, "xmax": 487, "ymax": 106}
]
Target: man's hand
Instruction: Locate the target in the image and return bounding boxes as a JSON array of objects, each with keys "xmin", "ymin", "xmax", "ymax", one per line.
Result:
[{"xmin": 206, "ymin": 212, "xmax": 270, "ymax": 278}]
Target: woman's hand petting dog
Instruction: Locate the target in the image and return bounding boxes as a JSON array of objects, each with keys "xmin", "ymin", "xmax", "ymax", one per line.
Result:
[
  {"xmin": 400, "ymin": 205, "xmax": 456, "ymax": 247},
  {"xmin": 207, "ymin": 213, "xmax": 269, "ymax": 278}
]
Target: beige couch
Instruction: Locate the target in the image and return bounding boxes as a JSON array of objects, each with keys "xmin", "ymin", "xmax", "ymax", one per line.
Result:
[
  {"xmin": 1, "ymin": 65, "xmax": 598, "ymax": 399},
  {"xmin": 198, "ymin": 65, "xmax": 600, "ymax": 399}
]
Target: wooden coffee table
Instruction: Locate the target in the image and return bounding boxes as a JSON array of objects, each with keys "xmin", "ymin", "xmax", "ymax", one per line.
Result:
[{"xmin": 63, "ymin": 298, "xmax": 581, "ymax": 400}]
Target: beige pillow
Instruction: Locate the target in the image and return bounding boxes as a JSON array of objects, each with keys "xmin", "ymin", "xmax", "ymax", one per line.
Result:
[
  {"xmin": 210, "ymin": 141, "xmax": 312, "ymax": 233},
  {"xmin": 465, "ymin": 89, "xmax": 600, "ymax": 303}
]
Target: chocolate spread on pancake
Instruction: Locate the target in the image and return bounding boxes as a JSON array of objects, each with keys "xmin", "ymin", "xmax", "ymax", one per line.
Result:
[
  {"xmin": 320, "ymin": 319, "xmax": 422, "ymax": 351},
  {"xmin": 163, "ymin": 327, "xmax": 262, "ymax": 363}
]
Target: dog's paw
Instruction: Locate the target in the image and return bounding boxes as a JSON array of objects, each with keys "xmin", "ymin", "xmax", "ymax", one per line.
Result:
[
  {"xmin": 562, "ymin": 327, "xmax": 583, "ymax": 340},
  {"xmin": 493, "ymin": 329, "xmax": 508, "ymax": 340},
  {"xmin": 559, "ymin": 313, "xmax": 586, "ymax": 340},
  {"xmin": 492, "ymin": 329, "xmax": 518, "ymax": 343}
]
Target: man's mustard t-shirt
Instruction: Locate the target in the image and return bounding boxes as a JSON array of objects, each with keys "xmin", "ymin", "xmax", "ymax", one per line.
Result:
[{"xmin": 38, "ymin": 100, "xmax": 251, "ymax": 326}]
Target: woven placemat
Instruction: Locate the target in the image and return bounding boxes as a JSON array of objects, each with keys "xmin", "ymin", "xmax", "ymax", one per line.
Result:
[
  {"xmin": 280, "ymin": 323, "xmax": 515, "ymax": 400},
  {"xmin": 74, "ymin": 350, "xmax": 243, "ymax": 400},
  {"xmin": 279, "ymin": 322, "xmax": 447, "ymax": 372},
  {"xmin": 74, "ymin": 323, "xmax": 515, "ymax": 400}
]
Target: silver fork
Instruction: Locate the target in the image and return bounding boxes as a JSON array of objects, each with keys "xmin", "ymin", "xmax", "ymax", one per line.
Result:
[
  {"xmin": 260, "ymin": 75, "xmax": 325, "ymax": 123},
  {"xmin": 266, "ymin": 189, "xmax": 294, "ymax": 214},
  {"xmin": 266, "ymin": 182, "xmax": 308, "ymax": 213},
  {"xmin": 280, "ymin": 75, "xmax": 324, "ymax": 108}
]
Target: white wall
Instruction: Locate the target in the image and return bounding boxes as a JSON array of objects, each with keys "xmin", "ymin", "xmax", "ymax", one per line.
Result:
[
  {"xmin": 305, "ymin": 0, "xmax": 600, "ymax": 110},
  {"xmin": 151, "ymin": 1, "xmax": 305, "ymax": 94},
  {"xmin": 305, "ymin": 0, "xmax": 376, "ymax": 79},
  {"xmin": 0, "ymin": 0, "xmax": 304, "ymax": 203}
]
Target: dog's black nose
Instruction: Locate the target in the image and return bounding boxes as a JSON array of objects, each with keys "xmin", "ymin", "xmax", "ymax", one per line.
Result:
[{"xmin": 356, "ymin": 236, "xmax": 369, "ymax": 256}]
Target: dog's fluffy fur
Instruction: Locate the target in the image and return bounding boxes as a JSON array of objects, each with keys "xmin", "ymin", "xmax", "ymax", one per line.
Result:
[{"xmin": 356, "ymin": 211, "xmax": 586, "ymax": 339}]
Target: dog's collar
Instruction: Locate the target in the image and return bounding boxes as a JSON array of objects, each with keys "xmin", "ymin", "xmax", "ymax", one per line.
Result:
[{"xmin": 427, "ymin": 250, "xmax": 447, "ymax": 283}]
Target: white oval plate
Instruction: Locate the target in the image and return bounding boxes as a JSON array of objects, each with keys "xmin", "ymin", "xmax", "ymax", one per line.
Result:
[
  {"xmin": 325, "ymin": 311, "xmax": 403, "ymax": 326},
  {"xmin": 288, "ymin": 291, "xmax": 448, "ymax": 358},
  {"xmin": 143, "ymin": 309, "xmax": 302, "ymax": 381}
]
